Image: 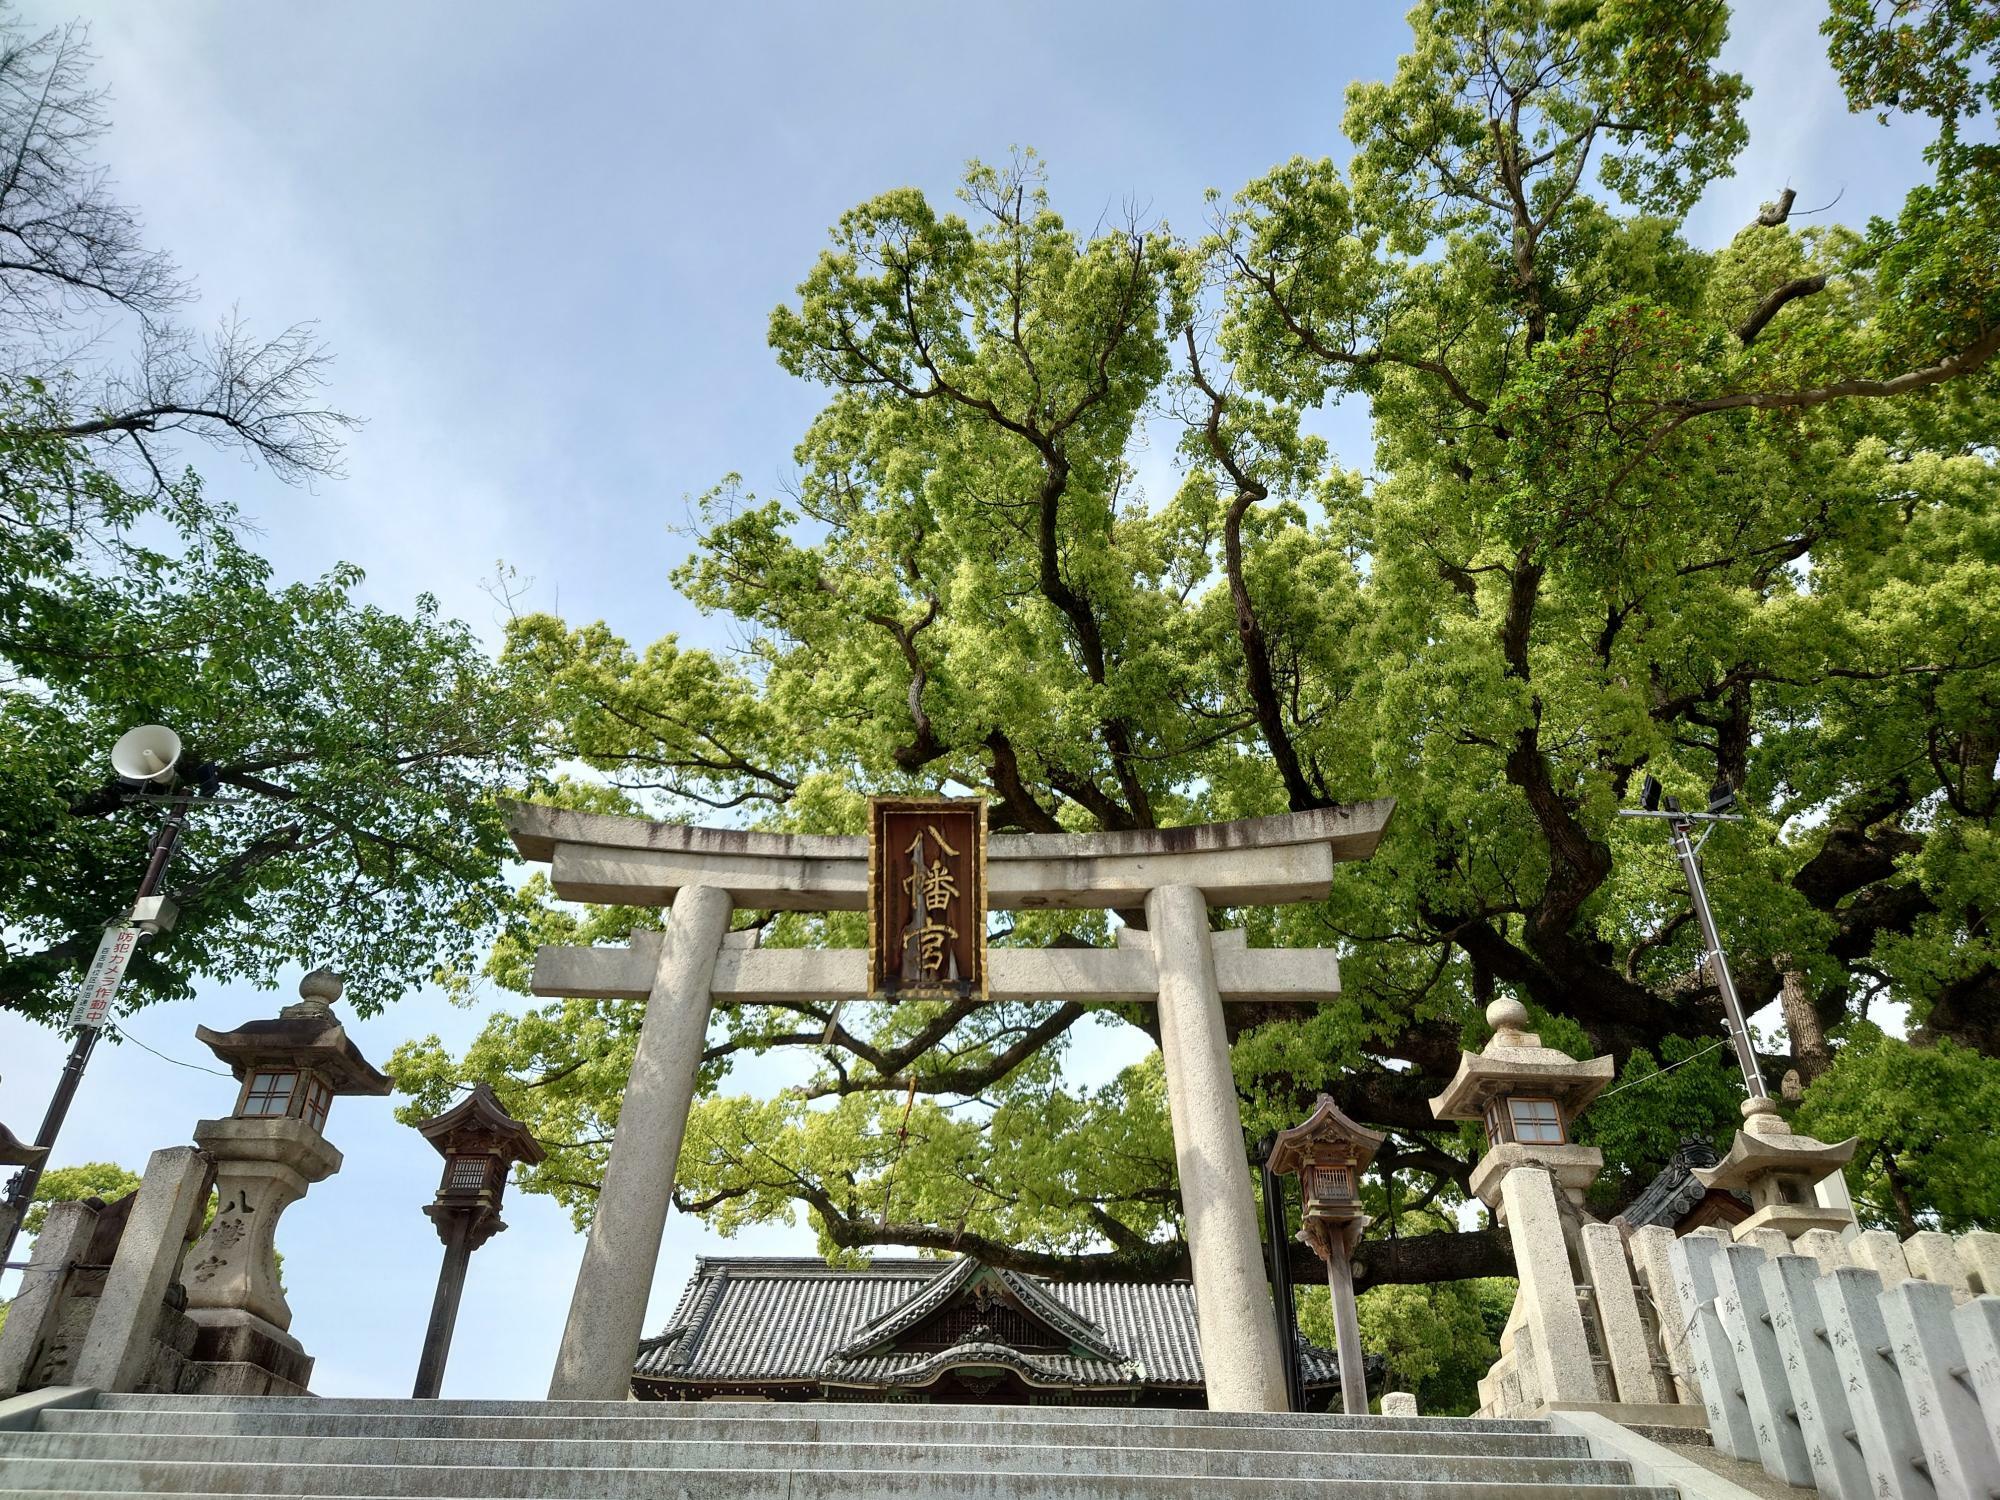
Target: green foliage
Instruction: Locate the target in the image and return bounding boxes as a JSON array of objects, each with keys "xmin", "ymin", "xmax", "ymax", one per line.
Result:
[
  {"xmin": 0, "ymin": 401, "xmax": 549, "ymax": 1022},
  {"xmin": 1296, "ymin": 1276, "xmax": 1515, "ymax": 1416},
  {"xmin": 414, "ymin": 1, "xmax": 2000, "ymax": 1300},
  {"xmin": 1798, "ymin": 1022, "xmax": 2000, "ymax": 1234}
]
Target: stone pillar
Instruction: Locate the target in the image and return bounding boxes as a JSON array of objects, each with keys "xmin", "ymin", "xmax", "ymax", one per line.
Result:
[
  {"xmin": 1498, "ymin": 1166, "xmax": 1600, "ymax": 1406},
  {"xmin": 1146, "ymin": 883, "xmax": 1286, "ymax": 1413},
  {"xmin": 74, "ymin": 1146, "xmax": 213, "ymax": 1393},
  {"xmin": 1903, "ymin": 1231, "xmax": 1974, "ymax": 1301},
  {"xmin": 1849, "ymin": 1228, "xmax": 1912, "ymax": 1289},
  {"xmin": 1714, "ymin": 1241, "xmax": 1814, "ymax": 1487},
  {"xmin": 1881, "ymin": 1277, "xmax": 2000, "ymax": 1499},
  {"xmin": 0, "ymin": 1199, "xmax": 97, "ymax": 1396},
  {"xmin": 548, "ymin": 881, "xmax": 732, "ymax": 1401},
  {"xmin": 1671, "ymin": 1229, "xmax": 1759, "ymax": 1460},
  {"xmin": 1579, "ymin": 1221, "xmax": 1669, "ymax": 1405},
  {"xmin": 1959, "ymin": 1230, "xmax": 2000, "ymax": 1297},
  {"xmin": 1760, "ymin": 1252, "xmax": 1872, "ymax": 1500},
  {"xmin": 1816, "ymin": 1266, "xmax": 1931, "ymax": 1500},
  {"xmin": 1628, "ymin": 1225, "xmax": 1699, "ymax": 1406}
]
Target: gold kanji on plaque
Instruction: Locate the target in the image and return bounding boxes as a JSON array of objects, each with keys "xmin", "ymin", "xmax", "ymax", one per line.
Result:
[{"xmin": 868, "ymin": 797, "xmax": 987, "ymax": 999}]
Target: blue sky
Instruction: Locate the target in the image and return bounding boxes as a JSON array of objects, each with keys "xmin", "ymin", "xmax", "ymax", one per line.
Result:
[{"xmin": 0, "ymin": 2, "xmax": 1939, "ymax": 1398}]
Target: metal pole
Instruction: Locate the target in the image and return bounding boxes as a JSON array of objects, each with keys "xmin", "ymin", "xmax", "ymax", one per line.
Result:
[
  {"xmin": 413, "ymin": 1213, "xmax": 477, "ymax": 1399},
  {"xmin": 1258, "ymin": 1148, "xmax": 1304, "ymax": 1413},
  {"xmin": 0, "ymin": 792, "xmax": 193, "ymax": 1269},
  {"xmin": 1664, "ymin": 813, "xmax": 1767, "ymax": 1100}
]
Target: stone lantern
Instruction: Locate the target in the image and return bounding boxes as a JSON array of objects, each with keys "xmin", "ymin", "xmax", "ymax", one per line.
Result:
[
  {"xmin": 1690, "ymin": 1094, "xmax": 1857, "ymax": 1242},
  {"xmin": 1266, "ymin": 1095, "xmax": 1384, "ymax": 1414},
  {"xmin": 1430, "ymin": 998, "xmax": 1616, "ymax": 1409},
  {"xmin": 180, "ymin": 969, "xmax": 389, "ymax": 1395},
  {"xmin": 1430, "ymin": 997, "xmax": 1614, "ymax": 1217},
  {"xmin": 410, "ymin": 1082, "xmax": 544, "ymax": 1398}
]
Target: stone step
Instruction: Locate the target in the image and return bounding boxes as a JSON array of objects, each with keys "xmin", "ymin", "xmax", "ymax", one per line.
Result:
[
  {"xmin": 0, "ymin": 1431, "xmax": 1636, "ymax": 1485},
  {"xmin": 0, "ymin": 1463, "xmax": 1678, "ymax": 1499},
  {"xmin": 86, "ymin": 1393, "xmax": 1551, "ymax": 1433},
  {"xmin": 32, "ymin": 1408, "xmax": 1590, "ymax": 1458}
]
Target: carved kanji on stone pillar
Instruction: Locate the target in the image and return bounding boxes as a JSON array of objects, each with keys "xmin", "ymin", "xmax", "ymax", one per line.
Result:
[{"xmin": 180, "ymin": 969, "xmax": 389, "ymax": 1395}]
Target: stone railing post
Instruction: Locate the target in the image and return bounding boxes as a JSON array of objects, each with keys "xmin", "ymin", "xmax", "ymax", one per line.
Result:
[
  {"xmin": 1579, "ymin": 1222, "xmax": 1670, "ymax": 1404},
  {"xmin": 1849, "ymin": 1228, "xmax": 1912, "ymax": 1289},
  {"xmin": 547, "ymin": 881, "xmax": 732, "ymax": 1401},
  {"xmin": 1903, "ymin": 1232, "xmax": 1974, "ymax": 1302},
  {"xmin": 1818, "ymin": 1266, "xmax": 1931, "ymax": 1499},
  {"xmin": 1760, "ymin": 1251, "xmax": 1873, "ymax": 1500},
  {"xmin": 1629, "ymin": 1224, "xmax": 1700, "ymax": 1406},
  {"xmin": 1715, "ymin": 1240, "xmax": 1814, "ymax": 1487},
  {"xmin": 73, "ymin": 1145, "xmax": 214, "ymax": 1393},
  {"xmin": 1881, "ymin": 1278, "xmax": 2000, "ymax": 1499},
  {"xmin": 1957, "ymin": 1297, "xmax": 2000, "ymax": 1446},
  {"xmin": 1958, "ymin": 1231, "xmax": 2000, "ymax": 1295},
  {"xmin": 1672, "ymin": 1229, "xmax": 1759, "ymax": 1460},
  {"xmin": 0, "ymin": 1198, "xmax": 98, "ymax": 1396}
]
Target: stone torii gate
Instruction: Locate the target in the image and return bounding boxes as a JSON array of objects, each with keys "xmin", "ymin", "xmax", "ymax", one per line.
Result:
[{"xmin": 510, "ymin": 797, "xmax": 1394, "ymax": 1410}]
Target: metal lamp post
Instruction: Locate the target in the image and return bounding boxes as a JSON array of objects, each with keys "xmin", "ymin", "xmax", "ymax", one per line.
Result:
[
  {"xmin": 1616, "ymin": 775, "xmax": 1764, "ymax": 1098},
  {"xmin": 411, "ymin": 1083, "xmax": 545, "ymax": 1399},
  {"xmin": 0, "ymin": 725, "xmax": 204, "ymax": 1273}
]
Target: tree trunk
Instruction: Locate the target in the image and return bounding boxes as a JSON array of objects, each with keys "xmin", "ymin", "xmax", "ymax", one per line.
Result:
[{"xmin": 1779, "ymin": 964, "xmax": 1834, "ymax": 1084}]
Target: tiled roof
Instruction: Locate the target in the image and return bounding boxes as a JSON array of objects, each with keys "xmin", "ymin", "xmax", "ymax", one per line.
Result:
[
  {"xmin": 1617, "ymin": 1137, "xmax": 1743, "ymax": 1230},
  {"xmin": 637, "ymin": 1255, "xmax": 1348, "ymax": 1391}
]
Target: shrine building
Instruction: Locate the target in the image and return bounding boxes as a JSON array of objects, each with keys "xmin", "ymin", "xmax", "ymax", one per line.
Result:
[{"xmin": 633, "ymin": 1256, "xmax": 1365, "ymax": 1408}]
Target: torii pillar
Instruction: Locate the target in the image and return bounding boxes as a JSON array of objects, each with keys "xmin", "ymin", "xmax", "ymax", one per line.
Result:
[{"xmin": 509, "ymin": 798, "xmax": 1393, "ymax": 1409}]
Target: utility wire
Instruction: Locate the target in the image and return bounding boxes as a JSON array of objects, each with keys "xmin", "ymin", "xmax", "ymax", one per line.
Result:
[{"xmin": 1596, "ymin": 1037, "xmax": 1730, "ymax": 1100}]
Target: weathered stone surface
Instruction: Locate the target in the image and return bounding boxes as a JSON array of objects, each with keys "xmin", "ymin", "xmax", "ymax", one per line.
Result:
[
  {"xmin": 1627, "ymin": 1225, "xmax": 1699, "ymax": 1406},
  {"xmin": 1669, "ymin": 1229, "xmax": 1758, "ymax": 1461},
  {"xmin": 1959, "ymin": 1231, "xmax": 2000, "ymax": 1297},
  {"xmin": 1379, "ymin": 1391, "xmax": 1418, "ymax": 1416},
  {"xmin": 73, "ymin": 1146, "xmax": 213, "ymax": 1394},
  {"xmin": 548, "ymin": 882, "xmax": 732, "ymax": 1402},
  {"xmin": 1955, "ymin": 1297, "xmax": 2000, "ymax": 1454},
  {"xmin": 1578, "ymin": 1222, "xmax": 1670, "ymax": 1405},
  {"xmin": 552, "ymin": 838, "xmax": 1351, "ymax": 911},
  {"xmin": 1792, "ymin": 1227, "xmax": 1849, "ymax": 1273},
  {"xmin": 1817, "ymin": 1265, "xmax": 1931, "ymax": 1500},
  {"xmin": 1903, "ymin": 1231, "xmax": 1974, "ymax": 1302},
  {"xmin": 531, "ymin": 931, "xmax": 1341, "ymax": 1004},
  {"xmin": 1145, "ymin": 884, "xmax": 1285, "ymax": 1413},
  {"xmin": 1713, "ymin": 1242, "xmax": 1812, "ymax": 1486},
  {"xmin": 1500, "ymin": 1167, "xmax": 1603, "ymax": 1406},
  {"xmin": 182, "ymin": 1115, "xmax": 339, "ymax": 1332},
  {"xmin": 1847, "ymin": 1228, "xmax": 1911, "ymax": 1289},
  {"xmin": 1880, "ymin": 1277, "xmax": 2000, "ymax": 1499},
  {"xmin": 508, "ymin": 798, "xmax": 1396, "ymax": 867},
  {"xmin": 1758, "ymin": 1253, "xmax": 1871, "ymax": 1500},
  {"xmin": 0, "ymin": 1200, "xmax": 97, "ymax": 1397}
]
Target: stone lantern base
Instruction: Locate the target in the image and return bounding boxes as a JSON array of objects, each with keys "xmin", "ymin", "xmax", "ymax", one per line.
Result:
[{"xmin": 183, "ymin": 1309, "xmax": 315, "ymax": 1396}]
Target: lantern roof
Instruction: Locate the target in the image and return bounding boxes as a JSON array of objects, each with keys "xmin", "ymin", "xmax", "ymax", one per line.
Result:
[
  {"xmin": 1691, "ymin": 1097, "xmax": 1856, "ymax": 1193},
  {"xmin": 416, "ymin": 1081, "xmax": 546, "ymax": 1165},
  {"xmin": 0, "ymin": 1114, "xmax": 46, "ymax": 1169},
  {"xmin": 1265, "ymin": 1094, "xmax": 1386, "ymax": 1177},
  {"xmin": 194, "ymin": 969, "xmax": 391, "ymax": 1097},
  {"xmin": 1428, "ymin": 999, "xmax": 1614, "ymax": 1123}
]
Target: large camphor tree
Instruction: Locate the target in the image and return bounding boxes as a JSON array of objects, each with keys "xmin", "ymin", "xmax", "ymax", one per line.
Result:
[{"xmin": 395, "ymin": 0, "xmax": 2000, "ymax": 1338}]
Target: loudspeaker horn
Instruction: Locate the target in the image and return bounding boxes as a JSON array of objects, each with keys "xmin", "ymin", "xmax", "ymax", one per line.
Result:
[{"xmin": 110, "ymin": 724, "xmax": 183, "ymax": 786}]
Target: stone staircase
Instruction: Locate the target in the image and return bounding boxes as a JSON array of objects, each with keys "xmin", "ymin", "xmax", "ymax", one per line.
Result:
[{"xmin": 0, "ymin": 1393, "xmax": 1680, "ymax": 1497}]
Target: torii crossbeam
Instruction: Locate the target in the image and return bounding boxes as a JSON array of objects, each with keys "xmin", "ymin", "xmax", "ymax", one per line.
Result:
[{"xmin": 510, "ymin": 797, "xmax": 1394, "ymax": 1411}]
